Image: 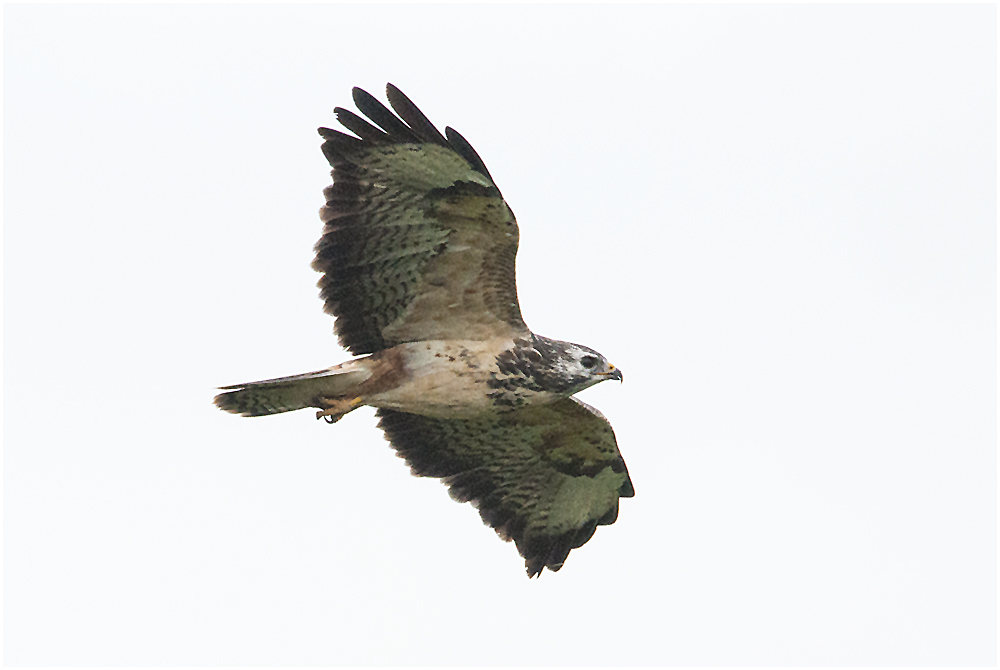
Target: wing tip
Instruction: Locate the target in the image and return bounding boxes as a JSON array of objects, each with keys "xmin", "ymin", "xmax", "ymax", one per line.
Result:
[
  {"xmin": 213, "ymin": 389, "xmax": 246, "ymax": 415},
  {"xmin": 328, "ymin": 85, "xmax": 496, "ymax": 182}
]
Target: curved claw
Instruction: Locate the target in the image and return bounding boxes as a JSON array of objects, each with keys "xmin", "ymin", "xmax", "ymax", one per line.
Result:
[{"xmin": 316, "ymin": 397, "xmax": 363, "ymax": 424}]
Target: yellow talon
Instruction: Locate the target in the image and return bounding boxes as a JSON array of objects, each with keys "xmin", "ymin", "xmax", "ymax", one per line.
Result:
[{"xmin": 316, "ymin": 397, "xmax": 364, "ymax": 423}]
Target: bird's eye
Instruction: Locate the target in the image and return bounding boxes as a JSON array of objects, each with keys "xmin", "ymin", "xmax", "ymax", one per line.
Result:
[{"xmin": 580, "ymin": 355, "xmax": 598, "ymax": 369}]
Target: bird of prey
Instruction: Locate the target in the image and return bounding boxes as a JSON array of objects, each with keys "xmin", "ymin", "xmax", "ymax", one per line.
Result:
[{"xmin": 215, "ymin": 84, "xmax": 632, "ymax": 577}]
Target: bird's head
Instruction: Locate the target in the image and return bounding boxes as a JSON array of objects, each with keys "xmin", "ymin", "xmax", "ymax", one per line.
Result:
[
  {"xmin": 495, "ymin": 335, "xmax": 623, "ymax": 398},
  {"xmin": 556, "ymin": 342, "xmax": 623, "ymax": 392}
]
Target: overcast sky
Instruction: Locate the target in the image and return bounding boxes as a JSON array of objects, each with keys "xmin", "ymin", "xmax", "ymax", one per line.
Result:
[{"xmin": 5, "ymin": 4, "xmax": 996, "ymax": 666}]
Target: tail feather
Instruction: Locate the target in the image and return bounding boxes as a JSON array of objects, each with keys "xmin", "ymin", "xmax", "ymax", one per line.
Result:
[{"xmin": 214, "ymin": 360, "xmax": 371, "ymax": 417}]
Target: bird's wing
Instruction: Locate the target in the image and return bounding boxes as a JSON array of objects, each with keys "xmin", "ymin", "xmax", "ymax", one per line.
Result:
[
  {"xmin": 315, "ymin": 84, "xmax": 528, "ymax": 355},
  {"xmin": 376, "ymin": 397, "xmax": 634, "ymax": 577}
]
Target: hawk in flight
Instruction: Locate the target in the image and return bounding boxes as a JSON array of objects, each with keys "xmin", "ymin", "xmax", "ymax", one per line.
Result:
[{"xmin": 216, "ymin": 85, "xmax": 633, "ymax": 577}]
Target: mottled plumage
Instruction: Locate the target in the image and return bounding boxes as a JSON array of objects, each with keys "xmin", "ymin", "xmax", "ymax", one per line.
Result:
[
  {"xmin": 216, "ymin": 85, "xmax": 631, "ymax": 577},
  {"xmin": 315, "ymin": 88, "xmax": 523, "ymax": 355},
  {"xmin": 378, "ymin": 398, "xmax": 632, "ymax": 577}
]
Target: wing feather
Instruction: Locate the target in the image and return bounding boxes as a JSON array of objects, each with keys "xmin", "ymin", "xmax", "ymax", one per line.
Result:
[
  {"xmin": 444, "ymin": 126, "xmax": 496, "ymax": 183},
  {"xmin": 351, "ymin": 86, "xmax": 421, "ymax": 142},
  {"xmin": 386, "ymin": 84, "xmax": 449, "ymax": 147},
  {"xmin": 332, "ymin": 107, "xmax": 390, "ymax": 144},
  {"xmin": 315, "ymin": 84, "xmax": 527, "ymax": 355},
  {"xmin": 376, "ymin": 397, "xmax": 633, "ymax": 577}
]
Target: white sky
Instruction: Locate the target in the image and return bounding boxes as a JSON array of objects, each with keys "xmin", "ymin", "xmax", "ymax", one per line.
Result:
[{"xmin": 4, "ymin": 4, "xmax": 996, "ymax": 666}]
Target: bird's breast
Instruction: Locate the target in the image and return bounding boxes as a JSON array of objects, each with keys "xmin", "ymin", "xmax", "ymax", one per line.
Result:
[
  {"xmin": 365, "ymin": 339, "xmax": 507, "ymax": 417},
  {"xmin": 364, "ymin": 338, "xmax": 559, "ymax": 418}
]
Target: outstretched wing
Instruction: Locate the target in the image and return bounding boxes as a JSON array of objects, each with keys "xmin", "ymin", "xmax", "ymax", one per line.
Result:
[
  {"xmin": 377, "ymin": 397, "xmax": 634, "ymax": 577},
  {"xmin": 315, "ymin": 84, "xmax": 528, "ymax": 355}
]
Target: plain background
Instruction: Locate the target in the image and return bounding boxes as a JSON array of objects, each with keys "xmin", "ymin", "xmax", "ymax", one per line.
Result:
[{"xmin": 4, "ymin": 4, "xmax": 996, "ymax": 666}]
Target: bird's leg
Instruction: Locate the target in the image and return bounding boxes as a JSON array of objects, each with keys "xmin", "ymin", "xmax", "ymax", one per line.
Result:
[{"xmin": 316, "ymin": 396, "xmax": 364, "ymax": 424}]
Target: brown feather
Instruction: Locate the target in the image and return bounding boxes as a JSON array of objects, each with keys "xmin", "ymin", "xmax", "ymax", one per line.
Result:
[
  {"xmin": 376, "ymin": 397, "xmax": 633, "ymax": 577},
  {"xmin": 314, "ymin": 86, "xmax": 527, "ymax": 355},
  {"xmin": 351, "ymin": 86, "xmax": 420, "ymax": 142},
  {"xmin": 386, "ymin": 83, "xmax": 449, "ymax": 147}
]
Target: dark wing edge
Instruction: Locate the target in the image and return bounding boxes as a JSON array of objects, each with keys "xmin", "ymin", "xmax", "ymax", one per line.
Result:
[
  {"xmin": 314, "ymin": 84, "xmax": 525, "ymax": 356},
  {"xmin": 377, "ymin": 397, "xmax": 633, "ymax": 578}
]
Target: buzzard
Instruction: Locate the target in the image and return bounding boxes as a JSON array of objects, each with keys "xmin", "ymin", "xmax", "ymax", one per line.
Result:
[{"xmin": 215, "ymin": 85, "xmax": 633, "ymax": 577}]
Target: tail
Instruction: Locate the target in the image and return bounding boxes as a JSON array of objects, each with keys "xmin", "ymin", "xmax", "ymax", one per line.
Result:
[{"xmin": 214, "ymin": 359, "xmax": 372, "ymax": 417}]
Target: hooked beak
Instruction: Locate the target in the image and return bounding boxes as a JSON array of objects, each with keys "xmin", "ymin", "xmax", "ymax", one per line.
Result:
[{"xmin": 602, "ymin": 365, "xmax": 623, "ymax": 383}]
